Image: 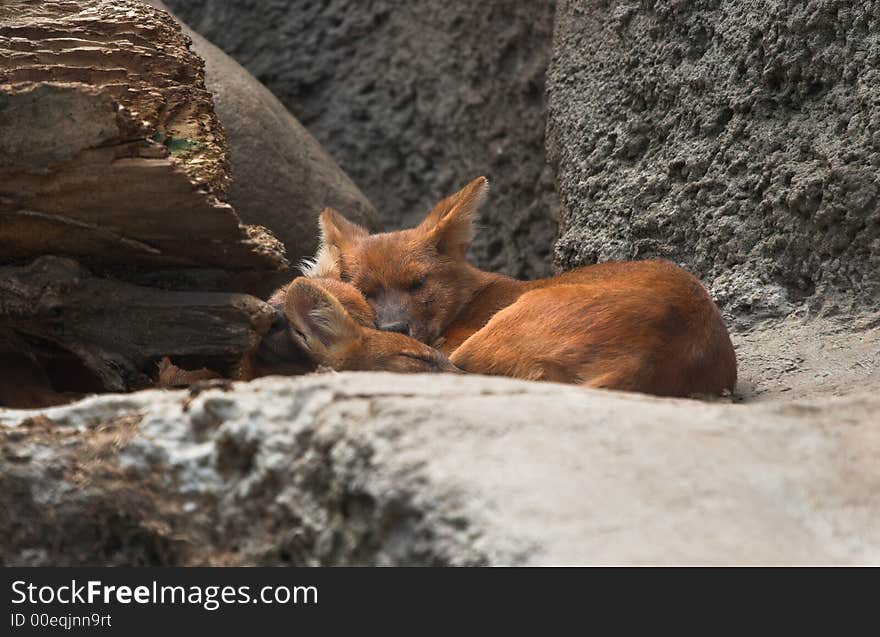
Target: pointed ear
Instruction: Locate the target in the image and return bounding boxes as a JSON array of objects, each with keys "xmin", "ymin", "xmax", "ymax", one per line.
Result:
[
  {"xmin": 284, "ymin": 278, "xmax": 360, "ymax": 350},
  {"xmin": 302, "ymin": 208, "xmax": 369, "ymax": 278},
  {"xmin": 320, "ymin": 208, "xmax": 368, "ymax": 251},
  {"xmin": 418, "ymin": 176, "xmax": 488, "ymax": 258}
]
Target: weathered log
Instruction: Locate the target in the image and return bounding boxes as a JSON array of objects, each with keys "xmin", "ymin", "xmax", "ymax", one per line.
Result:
[
  {"xmin": 0, "ymin": 328, "xmax": 68, "ymax": 408},
  {"xmin": 0, "ymin": 0, "xmax": 289, "ymax": 405},
  {"xmin": 0, "ymin": 0, "xmax": 286, "ymax": 271},
  {"xmin": 147, "ymin": 0, "xmax": 380, "ymax": 276},
  {"xmin": 0, "ymin": 257, "xmax": 274, "ymax": 402}
]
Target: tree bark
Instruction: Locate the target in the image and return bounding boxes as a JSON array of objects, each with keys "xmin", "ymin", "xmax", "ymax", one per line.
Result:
[
  {"xmin": 0, "ymin": 257, "xmax": 274, "ymax": 403},
  {"xmin": 0, "ymin": 0, "xmax": 288, "ymax": 405}
]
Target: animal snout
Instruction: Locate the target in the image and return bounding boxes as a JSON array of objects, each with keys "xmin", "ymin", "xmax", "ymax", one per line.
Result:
[
  {"xmin": 268, "ymin": 307, "xmax": 288, "ymax": 334},
  {"xmin": 379, "ymin": 321, "xmax": 411, "ymax": 336},
  {"xmin": 254, "ymin": 307, "xmax": 297, "ymax": 364}
]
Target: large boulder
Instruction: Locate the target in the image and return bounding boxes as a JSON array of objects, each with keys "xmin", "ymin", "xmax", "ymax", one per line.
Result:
[
  {"xmin": 547, "ymin": 0, "xmax": 880, "ymax": 323},
  {"xmin": 1, "ymin": 373, "xmax": 878, "ymax": 565},
  {"xmin": 147, "ymin": 0, "xmax": 379, "ymax": 271},
  {"xmin": 164, "ymin": 0, "xmax": 559, "ymax": 279}
]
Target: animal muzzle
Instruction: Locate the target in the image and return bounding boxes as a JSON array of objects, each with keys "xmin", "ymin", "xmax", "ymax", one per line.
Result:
[
  {"xmin": 374, "ymin": 291, "xmax": 413, "ymax": 337},
  {"xmin": 254, "ymin": 308, "xmax": 307, "ymax": 365}
]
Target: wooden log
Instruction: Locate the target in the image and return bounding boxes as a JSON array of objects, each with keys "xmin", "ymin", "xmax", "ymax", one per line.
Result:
[
  {"xmin": 0, "ymin": 256, "xmax": 274, "ymax": 400},
  {"xmin": 0, "ymin": 0, "xmax": 287, "ymax": 272},
  {"xmin": 0, "ymin": 1, "xmax": 290, "ymax": 404}
]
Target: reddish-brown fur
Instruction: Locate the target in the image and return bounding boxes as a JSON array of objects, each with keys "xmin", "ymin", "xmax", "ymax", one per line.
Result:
[
  {"xmin": 157, "ymin": 357, "xmax": 223, "ymax": 386},
  {"xmin": 280, "ymin": 277, "xmax": 458, "ymax": 374},
  {"xmin": 158, "ymin": 277, "xmax": 458, "ymax": 386},
  {"xmin": 308, "ymin": 176, "xmax": 737, "ymax": 397},
  {"xmin": 449, "ymin": 262, "xmax": 736, "ymax": 395},
  {"xmin": 240, "ymin": 277, "xmax": 460, "ymax": 379}
]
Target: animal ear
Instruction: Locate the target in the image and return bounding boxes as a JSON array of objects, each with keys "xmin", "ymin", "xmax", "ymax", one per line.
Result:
[
  {"xmin": 418, "ymin": 176, "xmax": 488, "ymax": 258},
  {"xmin": 284, "ymin": 278, "xmax": 360, "ymax": 350},
  {"xmin": 320, "ymin": 208, "xmax": 368, "ymax": 250},
  {"xmin": 302, "ymin": 208, "xmax": 369, "ymax": 278}
]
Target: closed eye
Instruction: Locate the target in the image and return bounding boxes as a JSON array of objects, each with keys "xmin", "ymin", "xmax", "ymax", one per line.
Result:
[
  {"xmin": 398, "ymin": 352, "xmax": 435, "ymax": 364},
  {"xmin": 408, "ymin": 277, "xmax": 427, "ymax": 292},
  {"xmin": 292, "ymin": 327, "xmax": 310, "ymax": 347}
]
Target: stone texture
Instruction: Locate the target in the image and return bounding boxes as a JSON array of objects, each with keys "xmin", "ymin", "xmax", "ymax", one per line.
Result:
[
  {"xmin": 2, "ymin": 373, "xmax": 877, "ymax": 566},
  {"xmin": 734, "ymin": 315, "xmax": 880, "ymax": 401},
  {"xmin": 147, "ymin": 0, "xmax": 379, "ymax": 272},
  {"xmin": 547, "ymin": 0, "xmax": 880, "ymax": 325},
  {"xmin": 165, "ymin": 0, "xmax": 559, "ymax": 279}
]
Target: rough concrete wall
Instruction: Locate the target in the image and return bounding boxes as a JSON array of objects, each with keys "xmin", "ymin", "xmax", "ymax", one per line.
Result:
[
  {"xmin": 165, "ymin": 0, "xmax": 559, "ymax": 279},
  {"xmin": 547, "ymin": 0, "xmax": 880, "ymax": 324}
]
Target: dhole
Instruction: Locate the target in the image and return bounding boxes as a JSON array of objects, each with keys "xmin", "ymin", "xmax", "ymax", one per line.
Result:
[
  {"xmin": 276, "ymin": 277, "xmax": 458, "ymax": 374},
  {"xmin": 304, "ymin": 176, "xmax": 737, "ymax": 397},
  {"xmin": 157, "ymin": 277, "xmax": 457, "ymax": 387},
  {"xmin": 241, "ymin": 277, "xmax": 457, "ymax": 379}
]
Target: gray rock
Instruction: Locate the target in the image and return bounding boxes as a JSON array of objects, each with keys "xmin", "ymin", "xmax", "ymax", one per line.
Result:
[
  {"xmin": 547, "ymin": 0, "xmax": 880, "ymax": 325},
  {"xmin": 2, "ymin": 373, "xmax": 877, "ymax": 565},
  {"xmin": 164, "ymin": 0, "xmax": 559, "ymax": 279},
  {"xmin": 147, "ymin": 0, "xmax": 379, "ymax": 273}
]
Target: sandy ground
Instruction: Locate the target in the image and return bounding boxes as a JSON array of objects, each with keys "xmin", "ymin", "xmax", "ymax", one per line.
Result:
[{"xmin": 733, "ymin": 314, "xmax": 880, "ymax": 403}]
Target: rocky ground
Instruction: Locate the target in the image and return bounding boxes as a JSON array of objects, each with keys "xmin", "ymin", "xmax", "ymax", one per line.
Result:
[
  {"xmin": 2, "ymin": 374, "xmax": 877, "ymax": 566},
  {"xmin": 735, "ymin": 314, "xmax": 880, "ymax": 402}
]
